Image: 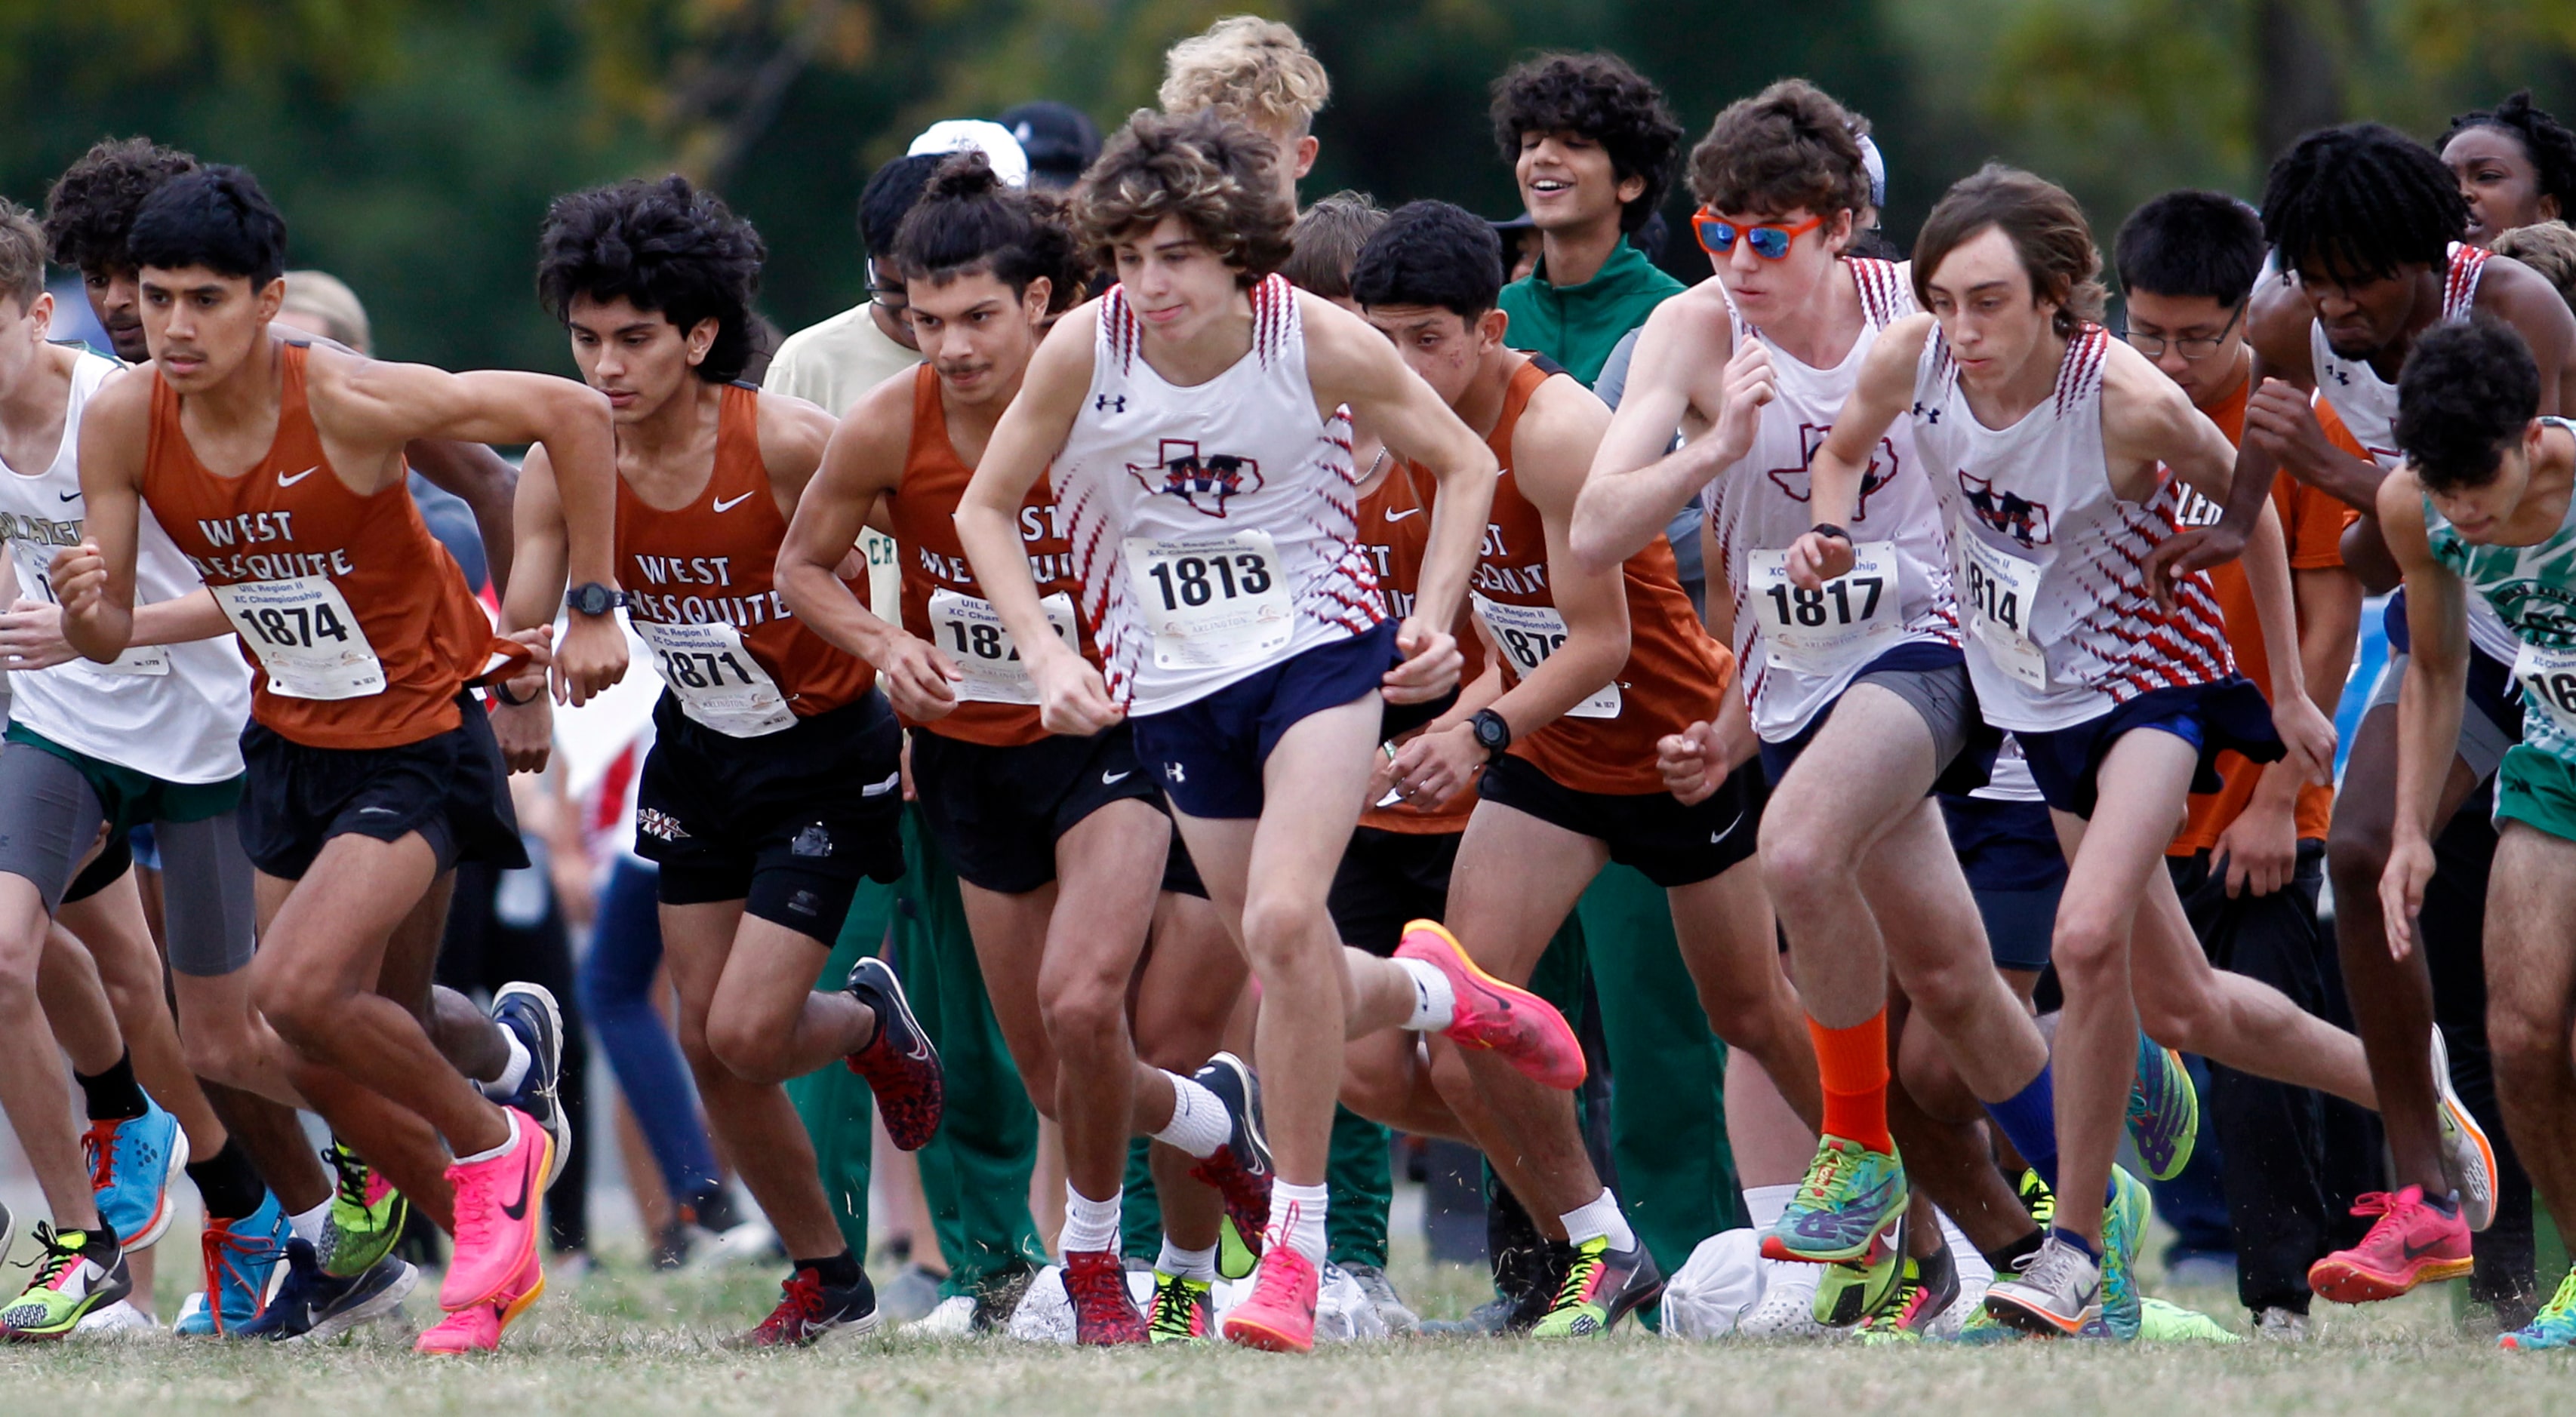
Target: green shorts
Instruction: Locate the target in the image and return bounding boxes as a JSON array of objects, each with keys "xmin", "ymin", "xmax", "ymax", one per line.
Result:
[
  {"xmin": 4, "ymin": 724, "xmax": 243, "ymax": 836},
  {"xmin": 2494, "ymin": 743, "xmax": 2576, "ymax": 844}
]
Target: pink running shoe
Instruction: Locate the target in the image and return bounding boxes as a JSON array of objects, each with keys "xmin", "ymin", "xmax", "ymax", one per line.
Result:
[
  {"xmin": 438, "ymin": 1108, "xmax": 552, "ymax": 1311},
  {"xmin": 416, "ymin": 1246, "xmax": 545, "ymax": 1355},
  {"xmin": 1395, "ymin": 921, "xmax": 1585, "ymax": 1090},
  {"xmin": 1221, "ymin": 1242, "xmax": 1319, "ymax": 1353},
  {"xmin": 2308, "ymin": 1185, "xmax": 2473, "ymax": 1304}
]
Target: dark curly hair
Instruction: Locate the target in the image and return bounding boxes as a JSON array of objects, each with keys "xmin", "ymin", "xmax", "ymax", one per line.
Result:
[
  {"xmin": 2263, "ymin": 123, "xmax": 2466, "ymax": 283},
  {"xmin": 891, "ymin": 155, "xmax": 1087, "ymax": 314},
  {"xmin": 2444, "ymin": 90, "xmax": 2576, "ymax": 217},
  {"xmin": 1489, "ymin": 53, "xmax": 1682, "ymax": 235},
  {"xmin": 42, "ymin": 137, "xmax": 201, "ymax": 277},
  {"xmin": 1350, "ymin": 201, "xmax": 1505, "ymax": 320},
  {"xmin": 127, "ymin": 166, "xmax": 288, "ymax": 287},
  {"xmin": 1074, "ymin": 109, "xmax": 1294, "ymax": 286},
  {"xmin": 1688, "ymin": 78, "xmax": 1872, "ymax": 229},
  {"xmin": 1914, "ymin": 164, "xmax": 2107, "ymax": 337},
  {"xmin": 537, "ymin": 174, "xmax": 766, "ymax": 385},
  {"xmin": 2396, "ymin": 318, "xmax": 2542, "ymax": 493}
]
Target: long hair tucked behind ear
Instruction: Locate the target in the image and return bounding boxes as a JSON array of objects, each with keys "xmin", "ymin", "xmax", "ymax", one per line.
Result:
[{"xmin": 1913, "ymin": 164, "xmax": 2106, "ymax": 337}]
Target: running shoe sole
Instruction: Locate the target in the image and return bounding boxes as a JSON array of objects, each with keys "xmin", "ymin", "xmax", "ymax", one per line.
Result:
[
  {"xmin": 2307, "ymin": 1253, "xmax": 2475, "ymax": 1305},
  {"xmin": 1983, "ymin": 1287, "xmax": 2097, "ymax": 1338},
  {"xmin": 1221, "ymin": 1311, "xmax": 1315, "ymax": 1354},
  {"xmin": 1398, "ymin": 921, "xmax": 1584, "ymax": 1090},
  {"xmin": 494, "ymin": 982, "xmax": 570, "ymax": 1190},
  {"xmin": 845, "ymin": 958, "xmax": 944, "ymax": 1151},
  {"xmin": 2432, "ymin": 1025, "xmax": 2498, "ymax": 1232}
]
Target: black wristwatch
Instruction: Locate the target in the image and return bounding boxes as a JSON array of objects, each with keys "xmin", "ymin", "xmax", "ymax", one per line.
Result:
[
  {"xmin": 1810, "ymin": 522, "xmax": 1852, "ymax": 544},
  {"xmin": 565, "ymin": 582, "xmax": 626, "ymax": 616},
  {"xmin": 1467, "ymin": 708, "xmax": 1513, "ymax": 763}
]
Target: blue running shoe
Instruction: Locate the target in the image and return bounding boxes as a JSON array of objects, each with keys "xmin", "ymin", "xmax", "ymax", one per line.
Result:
[
  {"xmin": 491, "ymin": 982, "xmax": 569, "ymax": 1188},
  {"xmin": 2503, "ymin": 1265, "xmax": 2576, "ymax": 1351},
  {"xmin": 83, "ymin": 1099, "xmax": 187, "ymax": 1249},
  {"xmin": 176, "ymin": 1191, "xmax": 289, "ymax": 1336},
  {"xmin": 2099, "ymin": 1166, "xmax": 2151, "ymax": 1341},
  {"xmin": 1764, "ymin": 1136, "xmax": 1907, "ymax": 1265},
  {"xmin": 2124, "ymin": 1037, "xmax": 2198, "ymax": 1182}
]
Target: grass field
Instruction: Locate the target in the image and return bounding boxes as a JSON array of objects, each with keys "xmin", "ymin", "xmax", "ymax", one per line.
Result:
[{"xmin": 1, "ymin": 1228, "xmax": 2565, "ymax": 1417}]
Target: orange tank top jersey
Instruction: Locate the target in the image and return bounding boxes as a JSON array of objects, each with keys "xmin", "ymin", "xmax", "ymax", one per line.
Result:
[
  {"xmin": 1356, "ymin": 451, "xmax": 1484, "ymax": 835},
  {"xmin": 888, "ymin": 364, "xmax": 1091, "ymax": 747},
  {"xmin": 142, "ymin": 341, "xmax": 498, "ymax": 750},
  {"xmin": 2166, "ymin": 375, "xmax": 2345, "ymax": 854},
  {"xmin": 617, "ymin": 383, "xmax": 875, "ymax": 727},
  {"xmin": 1463, "ymin": 357, "xmax": 1733, "ymax": 796}
]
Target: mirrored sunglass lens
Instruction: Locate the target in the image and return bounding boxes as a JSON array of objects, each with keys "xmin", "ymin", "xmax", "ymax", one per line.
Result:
[
  {"xmin": 1697, "ymin": 219, "xmax": 1737, "ymax": 251},
  {"xmin": 1748, "ymin": 227, "xmax": 1791, "ymax": 258}
]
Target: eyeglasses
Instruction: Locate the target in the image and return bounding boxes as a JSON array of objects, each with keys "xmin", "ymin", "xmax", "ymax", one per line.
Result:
[
  {"xmin": 2116, "ymin": 301, "xmax": 2244, "ymax": 361},
  {"xmin": 1693, "ymin": 211, "xmax": 1825, "ymax": 261}
]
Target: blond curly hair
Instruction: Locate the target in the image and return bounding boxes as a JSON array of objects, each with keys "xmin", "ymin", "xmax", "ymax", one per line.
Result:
[{"xmin": 1158, "ymin": 16, "xmax": 1329, "ymax": 138}]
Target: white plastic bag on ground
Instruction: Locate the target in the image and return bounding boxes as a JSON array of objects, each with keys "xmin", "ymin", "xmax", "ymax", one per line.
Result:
[{"xmin": 1660, "ymin": 1228, "xmax": 1764, "ymax": 1338}]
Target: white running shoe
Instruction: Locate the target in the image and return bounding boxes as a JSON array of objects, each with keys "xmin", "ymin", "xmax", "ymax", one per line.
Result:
[
  {"xmin": 910, "ymin": 1293, "xmax": 979, "ymax": 1339},
  {"xmin": 1738, "ymin": 1259, "xmax": 1831, "ymax": 1339}
]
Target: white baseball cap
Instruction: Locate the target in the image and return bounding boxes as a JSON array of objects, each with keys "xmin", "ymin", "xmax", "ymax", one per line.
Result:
[{"xmin": 907, "ymin": 119, "xmax": 1030, "ymax": 189}]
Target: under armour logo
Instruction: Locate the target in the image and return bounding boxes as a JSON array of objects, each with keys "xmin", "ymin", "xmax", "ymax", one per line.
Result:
[
  {"xmin": 1165, "ymin": 762, "xmax": 1186, "ymax": 783},
  {"xmin": 1096, "ymin": 395, "xmax": 1128, "ymax": 413},
  {"xmin": 1911, "ymin": 402, "xmax": 1940, "ymax": 425}
]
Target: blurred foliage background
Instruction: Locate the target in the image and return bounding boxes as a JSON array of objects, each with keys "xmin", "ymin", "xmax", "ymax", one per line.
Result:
[{"xmin": 3, "ymin": 0, "xmax": 2571, "ymax": 374}]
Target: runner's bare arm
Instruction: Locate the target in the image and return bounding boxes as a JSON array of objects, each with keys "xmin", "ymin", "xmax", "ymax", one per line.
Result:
[
  {"xmin": 1306, "ymin": 296, "xmax": 1496, "ymax": 701},
  {"xmin": 956, "ymin": 300, "xmax": 1113, "ymax": 734},
  {"xmin": 405, "ymin": 438, "xmax": 520, "ymax": 597},
  {"xmin": 2377, "ymin": 469, "xmax": 2470, "ymax": 961},
  {"xmin": 1568, "ymin": 294, "xmax": 1734, "ymax": 570},
  {"xmin": 2482, "ymin": 255, "xmax": 2576, "ymax": 417},
  {"xmin": 778, "ymin": 377, "xmax": 961, "ymax": 721},
  {"xmin": 1783, "ymin": 312, "xmax": 1928, "ymax": 589},
  {"xmin": 56, "ymin": 371, "xmax": 154, "ymax": 662},
  {"xmin": 483, "ymin": 444, "xmax": 571, "ymax": 772}
]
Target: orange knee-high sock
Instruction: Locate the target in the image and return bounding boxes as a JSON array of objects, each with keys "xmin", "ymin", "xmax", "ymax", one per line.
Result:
[{"xmin": 1808, "ymin": 1010, "xmax": 1893, "ymax": 1154}]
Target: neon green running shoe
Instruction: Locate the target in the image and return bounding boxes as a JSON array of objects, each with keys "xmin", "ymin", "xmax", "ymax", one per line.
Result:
[
  {"xmin": 1764, "ymin": 1135, "xmax": 1907, "ymax": 1265},
  {"xmin": 0, "ymin": 1225, "xmax": 131, "ymax": 1341},
  {"xmin": 1215, "ymin": 1214, "xmax": 1257, "ymax": 1283},
  {"xmin": 316, "ymin": 1139, "xmax": 408, "ymax": 1279},
  {"xmin": 1859, "ymin": 1246, "xmax": 1959, "ymax": 1345},
  {"xmin": 2502, "ymin": 1265, "xmax": 2576, "ymax": 1351},
  {"xmin": 1145, "ymin": 1270, "xmax": 1212, "ymax": 1343},
  {"xmin": 2125, "ymin": 1037, "xmax": 2199, "ymax": 1182},
  {"xmin": 1531, "ymin": 1234, "xmax": 1663, "ymax": 1337},
  {"xmin": 1815, "ymin": 1212, "xmax": 1908, "ymax": 1327},
  {"xmin": 2099, "ymin": 1165, "xmax": 2151, "ymax": 1341},
  {"xmin": 2137, "ymin": 1296, "xmax": 2240, "ymax": 1342}
]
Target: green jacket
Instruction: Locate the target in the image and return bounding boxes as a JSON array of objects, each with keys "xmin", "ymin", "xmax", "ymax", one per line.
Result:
[{"xmin": 1497, "ymin": 237, "xmax": 1686, "ymax": 386}]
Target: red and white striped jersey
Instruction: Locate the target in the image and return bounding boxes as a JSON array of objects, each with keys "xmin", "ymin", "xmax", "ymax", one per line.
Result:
[
  {"xmin": 1048, "ymin": 275, "xmax": 1380, "ymax": 715},
  {"xmin": 1703, "ymin": 257, "xmax": 1959, "ymax": 741},
  {"xmin": 1913, "ymin": 322, "xmax": 2236, "ymax": 731}
]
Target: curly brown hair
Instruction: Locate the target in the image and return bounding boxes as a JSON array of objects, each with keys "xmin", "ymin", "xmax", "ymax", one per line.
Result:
[
  {"xmin": 42, "ymin": 137, "xmax": 199, "ymax": 277},
  {"xmin": 1913, "ymin": 164, "xmax": 2107, "ymax": 337},
  {"xmin": 1074, "ymin": 109, "xmax": 1294, "ymax": 286},
  {"xmin": 1688, "ymin": 79, "xmax": 1872, "ymax": 228}
]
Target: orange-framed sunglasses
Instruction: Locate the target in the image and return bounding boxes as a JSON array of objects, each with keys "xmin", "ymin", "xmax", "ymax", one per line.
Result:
[{"xmin": 1692, "ymin": 211, "xmax": 1826, "ymax": 260}]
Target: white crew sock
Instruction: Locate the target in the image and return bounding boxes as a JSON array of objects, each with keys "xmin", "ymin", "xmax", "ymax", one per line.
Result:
[
  {"xmin": 288, "ymin": 1201, "xmax": 331, "ymax": 1247},
  {"xmin": 452, "ymin": 1109, "xmax": 521, "ymax": 1166},
  {"xmin": 1060, "ymin": 1184, "xmax": 1123, "ymax": 1256},
  {"xmin": 1150, "ymin": 1071, "xmax": 1232, "ymax": 1159},
  {"xmin": 482, "ymin": 1030, "xmax": 533, "ymax": 1101},
  {"xmin": 1393, "ymin": 957, "xmax": 1455, "ymax": 1032},
  {"xmin": 1561, "ymin": 1188, "xmax": 1636, "ymax": 1253},
  {"xmin": 1743, "ymin": 1182, "xmax": 1798, "ymax": 1232},
  {"xmin": 1266, "ymin": 1181, "xmax": 1329, "ymax": 1265},
  {"xmin": 1156, "ymin": 1237, "xmax": 1218, "ymax": 1283}
]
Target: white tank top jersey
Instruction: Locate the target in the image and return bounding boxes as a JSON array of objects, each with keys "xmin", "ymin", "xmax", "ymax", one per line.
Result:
[
  {"xmin": 0, "ymin": 346, "xmax": 249, "ymax": 783},
  {"xmin": 1703, "ymin": 257, "xmax": 1960, "ymax": 741},
  {"xmin": 2310, "ymin": 241, "xmax": 2523, "ymax": 664},
  {"xmin": 1913, "ymin": 324, "xmax": 2236, "ymax": 733},
  {"xmin": 1050, "ymin": 275, "xmax": 1382, "ymax": 715}
]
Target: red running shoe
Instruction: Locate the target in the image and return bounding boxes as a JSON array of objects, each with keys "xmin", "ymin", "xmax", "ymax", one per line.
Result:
[
  {"xmin": 1183, "ymin": 1053, "xmax": 1271, "ymax": 1269},
  {"xmin": 2308, "ymin": 1185, "xmax": 2472, "ymax": 1305},
  {"xmin": 1063, "ymin": 1249, "xmax": 1147, "ymax": 1345},
  {"xmin": 1396, "ymin": 921, "xmax": 1584, "ymax": 1090},
  {"xmin": 1221, "ymin": 1243, "xmax": 1319, "ymax": 1353},
  {"xmin": 727, "ymin": 1262, "xmax": 881, "ymax": 1348},
  {"xmin": 844, "ymin": 957, "xmax": 945, "ymax": 1150}
]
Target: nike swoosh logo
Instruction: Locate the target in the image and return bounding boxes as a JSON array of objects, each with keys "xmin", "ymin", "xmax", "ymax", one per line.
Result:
[
  {"xmin": 500, "ymin": 1168, "xmax": 534, "ymax": 1221},
  {"xmin": 57, "ymin": 490, "xmax": 79, "ymax": 503},
  {"xmin": 359, "ymin": 807, "xmax": 399, "ymax": 816},
  {"xmin": 1383, "ymin": 506, "xmax": 1421, "ymax": 522},
  {"xmin": 713, "ymin": 491, "xmax": 756, "ymax": 512},
  {"xmin": 1102, "ymin": 770, "xmax": 1131, "ymax": 785},
  {"xmin": 1706, "ymin": 806, "xmax": 1744, "ymax": 844},
  {"xmin": 278, "ymin": 466, "xmax": 319, "ymax": 487},
  {"xmin": 2401, "ymin": 1237, "xmax": 2452, "ymax": 1260}
]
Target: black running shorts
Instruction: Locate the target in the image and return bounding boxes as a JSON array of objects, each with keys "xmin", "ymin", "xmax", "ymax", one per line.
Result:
[{"xmin": 909, "ymin": 724, "xmax": 1164, "ymax": 895}]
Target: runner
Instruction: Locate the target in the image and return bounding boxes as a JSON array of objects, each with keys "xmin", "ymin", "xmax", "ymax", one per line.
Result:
[
  {"xmin": 2441, "ymin": 91, "xmax": 2576, "ymax": 249},
  {"xmin": 953, "ymin": 111, "xmax": 1579, "ymax": 1352},
  {"xmin": 2378, "ymin": 318, "xmax": 2576, "ymax": 1350},
  {"xmin": 1159, "ymin": 16, "xmax": 1331, "ymax": 208},
  {"xmin": 778, "ymin": 155, "xmax": 1266, "ymax": 1345},
  {"xmin": 1780, "ymin": 164, "xmax": 2358, "ymax": 1336},
  {"xmin": 509, "ymin": 173, "xmax": 944, "ymax": 1346},
  {"xmin": 55, "ymin": 164, "xmax": 620, "ymax": 1353}
]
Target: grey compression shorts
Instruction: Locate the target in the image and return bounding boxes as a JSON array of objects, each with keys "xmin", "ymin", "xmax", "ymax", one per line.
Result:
[
  {"xmin": 2367, "ymin": 652, "xmax": 2518, "ymax": 786},
  {"xmin": 0, "ymin": 744, "xmax": 259, "ymax": 976}
]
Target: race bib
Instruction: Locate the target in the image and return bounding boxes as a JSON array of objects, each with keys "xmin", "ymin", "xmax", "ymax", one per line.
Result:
[
  {"xmin": 1746, "ymin": 540, "xmax": 1900, "ymax": 674},
  {"xmin": 1125, "ymin": 531, "xmax": 1294, "ymax": 672},
  {"xmin": 1956, "ymin": 535, "xmax": 2048, "ymax": 690},
  {"xmin": 9, "ymin": 541, "xmax": 166, "ymax": 676},
  {"xmin": 2514, "ymin": 639, "xmax": 2576, "ymax": 738},
  {"xmin": 1473, "ymin": 595, "xmax": 1620, "ymax": 719},
  {"xmin": 635, "ymin": 619, "xmax": 794, "ymax": 737},
  {"xmin": 928, "ymin": 589, "xmax": 1080, "ymax": 705},
  {"xmin": 211, "ymin": 576, "xmax": 383, "ymax": 699}
]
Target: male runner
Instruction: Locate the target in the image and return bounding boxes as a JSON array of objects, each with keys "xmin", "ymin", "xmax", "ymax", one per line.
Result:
[
  {"xmin": 2178, "ymin": 124, "xmax": 2574, "ymax": 1305},
  {"xmin": 955, "ymin": 111, "xmax": 1577, "ymax": 1352},
  {"xmin": 56, "ymin": 164, "xmax": 621, "ymax": 1352},
  {"xmin": 1783, "ymin": 164, "xmax": 2359, "ymax": 1335},
  {"xmin": 2379, "ymin": 319, "xmax": 2576, "ymax": 1350},
  {"xmin": 512, "ymin": 174, "xmax": 944, "ymax": 1345},
  {"xmin": 1567, "ymin": 79, "xmax": 2068, "ymax": 1335},
  {"xmin": 1159, "ymin": 16, "xmax": 1330, "ymax": 208},
  {"xmin": 1350, "ymin": 198, "xmax": 1812, "ymax": 1337}
]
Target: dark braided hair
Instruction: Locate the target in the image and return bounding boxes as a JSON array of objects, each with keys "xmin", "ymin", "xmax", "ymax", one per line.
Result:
[
  {"xmin": 2262, "ymin": 122, "xmax": 2467, "ymax": 282},
  {"xmin": 537, "ymin": 174, "xmax": 766, "ymax": 384},
  {"xmin": 2444, "ymin": 90, "xmax": 2576, "ymax": 214}
]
